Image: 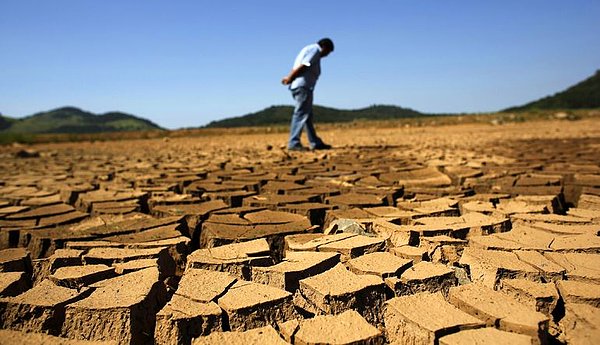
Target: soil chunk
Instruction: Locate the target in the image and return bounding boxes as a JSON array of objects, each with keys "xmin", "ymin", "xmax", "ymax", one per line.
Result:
[
  {"xmin": 0, "ymin": 279, "xmax": 86, "ymax": 334},
  {"xmin": 325, "ymin": 193, "xmax": 387, "ymax": 209},
  {"xmin": 556, "ymin": 280, "xmax": 600, "ymax": 307},
  {"xmin": 544, "ymin": 252, "xmax": 600, "ymax": 283},
  {"xmin": 252, "ymin": 251, "xmax": 340, "ymax": 291},
  {"xmin": 186, "ymin": 239, "xmax": 272, "ymax": 279},
  {"xmin": 439, "ymin": 327, "xmax": 533, "ymax": 345},
  {"xmin": 295, "ymin": 263, "xmax": 386, "ymax": 324},
  {"xmin": 558, "ymin": 303, "xmax": 600, "ymax": 345},
  {"xmin": 217, "ymin": 280, "xmax": 295, "ymax": 331},
  {"xmin": 287, "ymin": 233, "xmax": 386, "ymax": 262},
  {"xmin": 513, "ymin": 250, "xmax": 566, "ymax": 282},
  {"xmin": 62, "ymin": 267, "xmax": 168, "ymax": 345},
  {"xmin": 50, "ymin": 264, "xmax": 116, "ymax": 289},
  {"xmin": 0, "ymin": 329, "xmax": 116, "ymax": 344},
  {"xmin": 384, "ymin": 292, "xmax": 484, "ymax": 345},
  {"xmin": 459, "ymin": 247, "xmax": 541, "ymax": 288},
  {"xmin": 347, "ymin": 251, "xmax": 412, "ymax": 278},
  {"xmin": 448, "ymin": 283, "xmax": 549, "ymax": 343},
  {"xmin": 154, "ymin": 269, "xmax": 235, "ymax": 344},
  {"xmin": 200, "ymin": 220, "xmax": 312, "ymax": 253},
  {"xmin": 389, "ymin": 245, "xmax": 428, "ymax": 263},
  {"xmin": 155, "ymin": 295, "xmax": 222, "ymax": 345},
  {"xmin": 500, "ymin": 279, "xmax": 559, "ymax": 316},
  {"xmin": 176, "ymin": 268, "xmax": 236, "ymax": 303},
  {"xmin": 385, "ymin": 261, "xmax": 456, "ymax": 296},
  {"xmin": 0, "ymin": 272, "xmax": 29, "ymax": 297},
  {"xmin": 192, "ymin": 325, "xmax": 288, "ymax": 345},
  {"xmin": 0, "ymin": 248, "xmax": 31, "ymax": 273},
  {"xmin": 280, "ymin": 310, "xmax": 384, "ymax": 344},
  {"xmin": 421, "ymin": 235, "xmax": 467, "ymax": 264}
]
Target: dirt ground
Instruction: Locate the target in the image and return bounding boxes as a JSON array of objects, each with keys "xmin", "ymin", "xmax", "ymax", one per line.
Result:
[{"xmin": 0, "ymin": 118, "xmax": 599, "ymax": 344}]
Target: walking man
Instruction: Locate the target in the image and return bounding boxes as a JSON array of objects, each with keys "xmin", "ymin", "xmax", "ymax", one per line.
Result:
[{"xmin": 281, "ymin": 38, "xmax": 334, "ymax": 151}]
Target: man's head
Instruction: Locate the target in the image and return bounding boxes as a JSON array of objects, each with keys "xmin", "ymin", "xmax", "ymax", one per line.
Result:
[{"xmin": 318, "ymin": 38, "xmax": 334, "ymax": 57}]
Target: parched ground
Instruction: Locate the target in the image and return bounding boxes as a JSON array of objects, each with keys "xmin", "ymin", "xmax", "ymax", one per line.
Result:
[{"xmin": 0, "ymin": 118, "xmax": 599, "ymax": 344}]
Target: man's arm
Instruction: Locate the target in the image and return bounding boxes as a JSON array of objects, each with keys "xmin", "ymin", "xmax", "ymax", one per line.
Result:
[{"xmin": 281, "ymin": 64, "xmax": 307, "ymax": 85}]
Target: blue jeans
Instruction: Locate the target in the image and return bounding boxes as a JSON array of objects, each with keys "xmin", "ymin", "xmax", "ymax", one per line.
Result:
[{"xmin": 288, "ymin": 87, "xmax": 324, "ymax": 149}]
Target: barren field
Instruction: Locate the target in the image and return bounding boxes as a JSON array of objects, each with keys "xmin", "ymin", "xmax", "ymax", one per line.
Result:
[{"xmin": 1, "ymin": 118, "xmax": 600, "ymax": 344}]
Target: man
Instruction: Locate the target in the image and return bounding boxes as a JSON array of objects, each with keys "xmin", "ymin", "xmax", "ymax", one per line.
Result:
[{"xmin": 281, "ymin": 38, "xmax": 334, "ymax": 151}]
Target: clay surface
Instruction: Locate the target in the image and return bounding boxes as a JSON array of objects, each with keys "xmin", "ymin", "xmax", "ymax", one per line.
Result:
[
  {"xmin": 1, "ymin": 118, "xmax": 600, "ymax": 343},
  {"xmin": 282, "ymin": 310, "xmax": 384, "ymax": 344},
  {"xmin": 384, "ymin": 292, "xmax": 484, "ymax": 344}
]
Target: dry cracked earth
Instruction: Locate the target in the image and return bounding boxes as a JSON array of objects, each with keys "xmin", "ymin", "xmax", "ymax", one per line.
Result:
[{"xmin": 0, "ymin": 119, "xmax": 599, "ymax": 345}]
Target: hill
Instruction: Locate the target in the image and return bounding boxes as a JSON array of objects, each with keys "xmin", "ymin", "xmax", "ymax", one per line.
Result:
[
  {"xmin": 0, "ymin": 114, "xmax": 16, "ymax": 131},
  {"xmin": 0, "ymin": 107, "xmax": 164, "ymax": 134},
  {"xmin": 505, "ymin": 70, "xmax": 600, "ymax": 111},
  {"xmin": 205, "ymin": 104, "xmax": 424, "ymax": 128}
]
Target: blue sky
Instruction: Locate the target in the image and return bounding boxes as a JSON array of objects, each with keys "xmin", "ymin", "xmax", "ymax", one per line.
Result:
[{"xmin": 1, "ymin": 1, "xmax": 599, "ymax": 129}]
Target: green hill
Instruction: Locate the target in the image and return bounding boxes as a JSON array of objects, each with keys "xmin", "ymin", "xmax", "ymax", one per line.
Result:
[
  {"xmin": 1, "ymin": 107, "xmax": 164, "ymax": 134},
  {"xmin": 0, "ymin": 114, "xmax": 16, "ymax": 131},
  {"xmin": 505, "ymin": 70, "xmax": 600, "ymax": 111},
  {"xmin": 205, "ymin": 104, "xmax": 424, "ymax": 128}
]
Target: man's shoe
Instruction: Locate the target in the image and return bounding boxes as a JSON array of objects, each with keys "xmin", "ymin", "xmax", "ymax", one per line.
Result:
[
  {"xmin": 311, "ymin": 143, "xmax": 332, "ymax": 150},
  {"xmin": 288, "ymin": 145, "xmax": 308, "ymax": 152}
]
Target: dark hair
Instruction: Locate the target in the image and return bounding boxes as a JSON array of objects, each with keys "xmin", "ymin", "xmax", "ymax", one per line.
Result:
[{"xmin": 318, "ymin": 38, "xmax": 334, "ymax": 52}]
